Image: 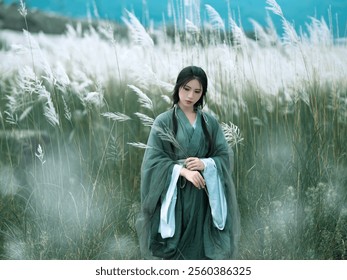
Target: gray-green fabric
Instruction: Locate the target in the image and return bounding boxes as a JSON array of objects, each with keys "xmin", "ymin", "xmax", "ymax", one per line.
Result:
[{"xmin": 136, "ymin": 106, "xmax": 240, "ymax": 259}]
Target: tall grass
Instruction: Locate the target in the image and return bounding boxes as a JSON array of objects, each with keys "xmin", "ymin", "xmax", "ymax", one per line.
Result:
[{"xmin": 0, "ymin": 0, "xmax": 346, "ymax": 259}]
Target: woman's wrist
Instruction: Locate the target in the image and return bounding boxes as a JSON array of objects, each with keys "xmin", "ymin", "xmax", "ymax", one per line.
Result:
[{"xmin": 180, "ymin": 167, "xmax": 188, "ymax": 178}]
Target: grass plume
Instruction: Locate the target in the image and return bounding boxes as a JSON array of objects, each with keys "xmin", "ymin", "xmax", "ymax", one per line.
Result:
[{"xmin": 0, "ymin": 1, "xmax": 346, "ymax": 260}]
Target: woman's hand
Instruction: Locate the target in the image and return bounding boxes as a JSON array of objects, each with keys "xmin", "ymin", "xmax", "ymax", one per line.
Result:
[
  {"xmin": 180, "ymin": 168, "xmax": 205, "ymax": 189},
  {"xmin": 184, "ymin": 157, "xmax": 205, "ymax": 171}
]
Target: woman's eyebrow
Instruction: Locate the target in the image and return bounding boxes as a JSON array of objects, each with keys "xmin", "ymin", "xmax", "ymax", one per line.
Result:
[{"xmin": 184, "ymin": 84, "xmax": 201, "ymax": 91}]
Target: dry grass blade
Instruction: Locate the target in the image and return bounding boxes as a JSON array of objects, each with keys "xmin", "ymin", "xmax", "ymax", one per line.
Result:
[
  {"xmin": 127, "ymin": 142, "xmax": 150, "ymax": 149},
  {"xmin": 35, "ymin": 144, "xmax": 46, "ymax": 165},
  {"xmin": 102, "ymin": 112, "xmax": 131, "ymax": 122},
  {"xmin": 122, "ymin": 10, "xmax": 154, "ymax": 47},
  {"xmin": 83, "ymin": 91, "xmax": 104, "ymax": 108},
  {"xmin": 18, "ymin": 0, "xmax": 27, "ymax": 17},
  {"xmin": 185, "ymin": 19, "xmax": 200, "ymax": 33},
  {"xmin": 266, "ymin": 0, "xmax": 298, "ymax": 44},
  {"xmin": 265, "ymin": 0, "xmax": 283, "ymax": 17},
  {"xmin": 228, "ymin": 16, "xmax": 247, "ymax": 46},
  {"xmin": 282, "ymin": 19, "xmax": 299, "ymax": 44},
  {"xmin": 134, "ymin": 112, "xmax": 154, "ymax": 127},
  {"xmin": 221, "ymin": 122, "xmax": 244, "ymax": 147},
  {"xmin": 205, "ymin": 4, "xmax": 225, "ymax": 32},
  {"xmin": 38, "ymin": 88, "xmax": 59, "ymax": 126},
  {"xmin": 128, "ymin": 85, "xmax": 153, "ymax": 111},
  {"xmin": 152, "ymin": 124, "xmax": 187, "ymax": 157}
]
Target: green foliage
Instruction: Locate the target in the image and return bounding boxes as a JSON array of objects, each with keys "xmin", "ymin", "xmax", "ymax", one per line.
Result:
[
  {"xmin": 232, "ymin": 85, "xmax": 347, "ymax": 259},
  {"xmin": 0, "ymin": 1, "xmax": 346, "ymax": 259}
]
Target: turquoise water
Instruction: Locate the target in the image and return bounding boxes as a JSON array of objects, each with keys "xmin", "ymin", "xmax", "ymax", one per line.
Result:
[{"xmin": 3, "ymin": 0, "xmax": 347, "ymax": 36}]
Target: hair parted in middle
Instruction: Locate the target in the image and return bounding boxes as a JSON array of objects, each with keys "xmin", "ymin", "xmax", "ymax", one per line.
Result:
[{"xmin": 172, "ymin": 66, "xmax": 208, "ymax": 109}]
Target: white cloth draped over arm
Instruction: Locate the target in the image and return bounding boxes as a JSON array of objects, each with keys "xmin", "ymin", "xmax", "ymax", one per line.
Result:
[
  {"xmin": 201, "ymin": 158, "xmax": 227, "ymax": 230},
  {"xmin": 159, "ymin": 164, "xmax": 182, "ymax": 238}
]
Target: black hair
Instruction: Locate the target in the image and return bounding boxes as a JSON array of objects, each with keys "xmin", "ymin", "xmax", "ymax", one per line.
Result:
[
  {"xmin": 171, "ymin": 66, "xmax": 212, "ymax": 157},
  {"xmin": 172, "ymin": 66, "xmax": 208, "ymax": 109}
]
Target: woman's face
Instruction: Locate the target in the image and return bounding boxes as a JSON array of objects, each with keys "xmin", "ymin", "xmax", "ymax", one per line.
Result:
[{"xmin": 178, "ymin": 79, "xmax": 203, "ymax": 111}]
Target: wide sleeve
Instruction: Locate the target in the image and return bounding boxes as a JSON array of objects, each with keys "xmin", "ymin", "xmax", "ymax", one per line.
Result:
[
  {"xmin": 139, "ymin": 114, "xmax": 177, "ymax": 216},
  {"xmin": 136, "ymin": 111, "xmax": 178, "ymax": 258},
  {"xmin": 202, "ymin": 112, "xmax": 241, "ymax": 259},
  {"xmin": 159, "ymin": 164, "xmax": 182, "ymax": 238},
  {"xmin": 201, "ymin": 158, "xmax": 227, "ymax": 230}
]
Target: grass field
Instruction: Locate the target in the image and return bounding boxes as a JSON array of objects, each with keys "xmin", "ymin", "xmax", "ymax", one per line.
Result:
[{"xmin": 0, "ymin": 0, "xmax": 346, "ymax": 259}]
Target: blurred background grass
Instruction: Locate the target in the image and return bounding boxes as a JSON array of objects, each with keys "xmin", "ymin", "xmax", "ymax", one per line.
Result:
[{"xmin": 0, "ymin": 0, "xmax": 346, "ymax": 259}]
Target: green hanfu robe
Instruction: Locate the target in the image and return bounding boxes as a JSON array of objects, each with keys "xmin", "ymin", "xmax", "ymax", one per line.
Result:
[{"xmin": 136, "ymin": 106, "xmax": 240, "ymax": 260}]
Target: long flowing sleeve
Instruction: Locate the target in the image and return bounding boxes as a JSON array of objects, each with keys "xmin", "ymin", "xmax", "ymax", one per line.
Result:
[
  {"xmin": 159, "ymin": 164, "xmax": 182, "ymax": 238},
  {"xmin": 135, "ymin": 109, "xmax": 179, "ymax": 259},
  {"xmin": 201, "ymin": 158, "xmax": 227, "ymax": 230},
  {"xmin": 201, "ymin": 111, "xmax": 241, "ymax": 259}
]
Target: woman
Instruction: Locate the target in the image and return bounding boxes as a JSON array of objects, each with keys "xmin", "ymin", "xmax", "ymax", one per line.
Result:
[{"xmin": 136, "ymin": 66, "xmax": 240, "ymax": 259}]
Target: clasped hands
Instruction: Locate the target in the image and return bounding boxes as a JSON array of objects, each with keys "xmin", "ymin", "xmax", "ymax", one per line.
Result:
[{"xmin": 180, "ymin": 157, "xmax": 205, "ymax": 189}]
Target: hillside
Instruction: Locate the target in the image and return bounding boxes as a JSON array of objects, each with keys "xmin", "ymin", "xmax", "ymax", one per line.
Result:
[{"xmin": 0, "ymin": 2, "xmax": 123, "ymax": 35}]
